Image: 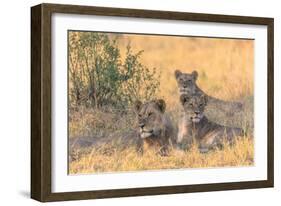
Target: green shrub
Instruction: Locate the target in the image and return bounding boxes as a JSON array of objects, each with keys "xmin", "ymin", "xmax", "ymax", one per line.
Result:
[{"xmin": 68, "ymin": 32, "xmax": 160, "ymax": 109}]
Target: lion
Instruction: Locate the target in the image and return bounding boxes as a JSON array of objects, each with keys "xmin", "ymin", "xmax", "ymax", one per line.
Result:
[
  {"xmin": 177, "ymin": 93, "xmax": 245, "ymax": 153},
  {"xmin": 174, "ymin": 70, "xmax": 244, "ymax": 121},
  {"xmin": 134, "ymin": 99, "xmax": 176, "ymax": 156}
]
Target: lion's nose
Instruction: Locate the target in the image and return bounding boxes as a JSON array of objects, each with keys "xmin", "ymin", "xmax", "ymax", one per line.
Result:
[{"xmin": 139, "ymin": 123, "xmax": 145, "ymax": 128}]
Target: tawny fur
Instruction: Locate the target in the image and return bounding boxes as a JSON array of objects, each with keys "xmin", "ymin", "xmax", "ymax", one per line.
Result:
[
  {"xmin": 174, "ymin": 70, "xmax": 244, "ymax": 123},
  {"xmin": 134, "ymin": 99, "xmax": 176, "ymax": 156},
  {"xmin": 177, "ymin": 93, "xmax": 245, "ymax": 153}
]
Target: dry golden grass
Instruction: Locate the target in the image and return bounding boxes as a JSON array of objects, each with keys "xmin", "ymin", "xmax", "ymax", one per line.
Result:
[
  {"xmin": 69, "ymin": 137, "xmax": 253, "ymax": 174},
  {"xmin": 116, "ymin": 34, "xmax": 254, "ymax": 107},
  {"xmin": 69, "ymin": 33, "xmax": 254, "ymax": 174}
]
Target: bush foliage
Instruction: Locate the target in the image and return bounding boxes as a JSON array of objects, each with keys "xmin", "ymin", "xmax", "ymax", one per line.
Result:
[{"xmin": 68, "ymin": 32, "xmax": 160, "ymax": 109}]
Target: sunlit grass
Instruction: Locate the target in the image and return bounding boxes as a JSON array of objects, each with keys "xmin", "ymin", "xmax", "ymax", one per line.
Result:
[
  {"xmin": 69, "ymin": 137, "xmax": 253, "ymax": 174},
  {"xmin": 116, "ymin": 35, "xmax": 254, "ymax": 107}
]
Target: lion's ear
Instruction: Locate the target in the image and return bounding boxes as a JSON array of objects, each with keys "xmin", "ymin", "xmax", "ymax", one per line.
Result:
[
  {"xmin": 180, "ymin": 95, "xmax": 190, "ymax": 105},
  {"xmin": 134, "ymin": 100, "xmax": 142, "ymax": 112},
  {"xmin": 174, "ymin": 70, "xmax": 182, "ymax": 79},
  {"xmin": 155, "ymin": 99, "xmax": 166, "ymax": 113},
  {"xmin": 191, "ymin": 70, "xmax": 198, "ymax": 81}
]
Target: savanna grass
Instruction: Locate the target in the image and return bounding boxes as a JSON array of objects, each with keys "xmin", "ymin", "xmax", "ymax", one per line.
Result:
[{"xmin": 69, "ymin": 137, "xmax": 254, "ymax": 174}]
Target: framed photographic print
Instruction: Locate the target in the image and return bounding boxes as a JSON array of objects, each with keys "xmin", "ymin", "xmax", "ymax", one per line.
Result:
[{"xmin": 31, "ymin": 3, "xmax": 274, "ymax": 202}]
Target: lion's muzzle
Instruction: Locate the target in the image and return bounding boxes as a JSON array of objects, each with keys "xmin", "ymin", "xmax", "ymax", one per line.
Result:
[{"xmin": 190, "ymin": 112, "xmax": 203, "ymax": 123}]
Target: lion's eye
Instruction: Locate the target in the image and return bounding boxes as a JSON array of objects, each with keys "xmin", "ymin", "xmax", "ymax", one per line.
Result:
[
  {"xmin": 189, "ymin": 103, "xmax": 193, "ymax": 107},
  {"xmin": 199, "ymin": 103, "xmax": 203, "ymax": 107},
  {"xmin": 148, "ymin": 112, "xmax": 153, "ymax": 117}
]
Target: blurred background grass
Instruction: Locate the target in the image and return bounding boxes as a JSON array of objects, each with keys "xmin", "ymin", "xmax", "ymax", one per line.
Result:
[{"xmin": 114, "ymin": 34, "xmax": 254, "ymax": 108}]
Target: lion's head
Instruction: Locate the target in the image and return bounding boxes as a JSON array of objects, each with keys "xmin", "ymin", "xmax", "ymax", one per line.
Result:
[
  {"xmin": 180, "ymin": 94, "xmax": 208, "ymax": 123},
  {"xmin": 174, "ymin": 70, "xmax": 198, "ymax": 95},
  {"xmin": 134, "ymin": 99, "xmax": 166, "ymax": 139}
]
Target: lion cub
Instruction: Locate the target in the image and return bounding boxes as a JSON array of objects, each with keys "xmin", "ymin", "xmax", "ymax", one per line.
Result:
[
  {"xmin": 174, "ymin": 70, "xmax": 243, "ymax": 118},
  {"xmin": 177, "ymin": 93, "xmax": 245, "ymax": 153},
  {"xmin": 134, "ymin": 99, "xmax": 176, "ymax": 156}
]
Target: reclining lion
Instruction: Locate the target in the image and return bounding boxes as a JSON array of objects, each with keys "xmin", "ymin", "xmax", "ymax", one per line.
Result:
[
  {"xmin": 177, "ymin": 93, "xmax": 245, "ymax": 153},
  {"xmin": 134, "ymin": 99, "xmax": 176, "ymax": 156}
]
